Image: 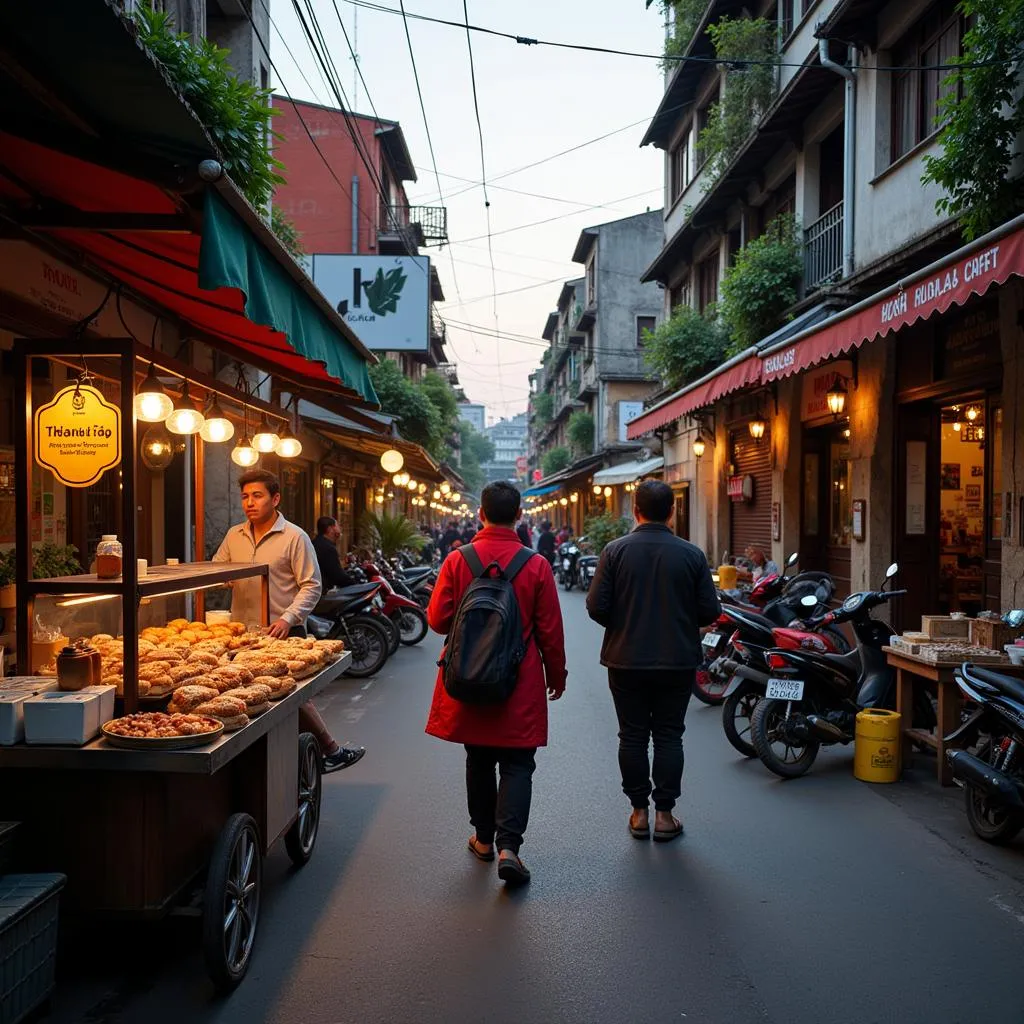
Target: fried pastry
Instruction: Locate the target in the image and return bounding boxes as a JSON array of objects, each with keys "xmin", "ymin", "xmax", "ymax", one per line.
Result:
[
  {"xmin": 251, "ymin": 674, "xmax": 297, "ymax": 700},
  {"xmin": 167, "ymin": 684, "xmax": 219, "ymax": 714}
]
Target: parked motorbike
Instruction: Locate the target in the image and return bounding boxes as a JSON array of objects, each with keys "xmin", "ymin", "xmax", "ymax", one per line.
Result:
[
  {"xmin": 309, "ymin": 581, "xmax": 392, "ymax": 678},
  {"xmin": 695, "ymin": 554, "xmax": 847, "ymax": 707},
  {"xmin": 748, "ymin": 563, "xmax": 906, "ymax": 778},
  {"xmin": 394, "ymin": 563, "xmax": 437, "ymax": 608},
  {"xmin": 556, "ymin": 540, "xmax": 580, "ymax": 591},
  {"xmin": 360, "ymin": 557, "xmax": 429, "ymax": 646},
  {"xmin": 946, "ymin": 662, "xmax": 1024, "ymax": 843}
]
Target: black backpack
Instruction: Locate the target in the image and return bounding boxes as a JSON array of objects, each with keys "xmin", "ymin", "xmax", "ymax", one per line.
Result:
[{"xmin": 439, "ymin": 544, "xmax": 536, "ymax": 705}]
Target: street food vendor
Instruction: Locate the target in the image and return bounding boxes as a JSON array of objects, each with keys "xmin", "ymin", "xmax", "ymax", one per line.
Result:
[
  {"xmin": 736, "ymin": 545, "xmax": 780, "ymax": 584},
  {"xmin": 213, "ymin": 469, "xmax": 365, "ymax": 772}
]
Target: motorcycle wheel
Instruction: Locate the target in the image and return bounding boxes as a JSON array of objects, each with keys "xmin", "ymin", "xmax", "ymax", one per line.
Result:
[
  {"xmin": 722, "ymin": 680, "xmax": 759, "ymax": 757},
  {"xmin": 562, "ymin": 571, "xmax": 574, "ymax": 592},
  {"xmin": 392, "ymin": 606, "xmax": 428, "ymax": 646},
  {"xmin": 379, "ymin": 614, "xmax": 400, "ymax": 655},
  {"xmin": 964, "ymin": 740, "xmax": 1024, "ymax": 843},
  {"xmin": 342, "ymin": 616, "xmax": 390, "ymax": 678},
  {"xmin": 751, "ymin": 698, "xmax": 819, "ymax": 778},
  {"xmin": 692, "ymin": 660, "xmax": 728, "ymax": 706}
]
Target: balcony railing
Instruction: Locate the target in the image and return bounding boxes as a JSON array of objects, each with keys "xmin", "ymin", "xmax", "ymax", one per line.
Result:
[
  {"xmin": 383, "ymin": 204, "xmax": 449, "ymax": 246},
  {"xmin": 577, "ymin": 360, "xmax": 598, "ymax": 397},
  {"xmin": 804, "ymin": 201, "xmax": 843, "ymax": 293}
]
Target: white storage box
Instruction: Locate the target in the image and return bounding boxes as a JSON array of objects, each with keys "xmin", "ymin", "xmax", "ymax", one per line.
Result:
[
  {"xmin": 23, "ymin": 691, "xmax": 100, "ymax": 746},
  {"xmin": 78, "ymin": 685, "xmax": 115, "ymax": 725},
  {"xmin": 0, "ymin": 682, "xmax": 59, "ymax": 746}
]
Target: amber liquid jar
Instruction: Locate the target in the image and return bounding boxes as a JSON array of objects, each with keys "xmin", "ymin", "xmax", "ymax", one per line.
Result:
[{"xmin": 95, "ymin": 535, "xmax": 123, "ymax": 579}]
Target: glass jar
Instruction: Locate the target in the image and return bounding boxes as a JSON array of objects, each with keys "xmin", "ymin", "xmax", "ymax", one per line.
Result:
[{"xmin": 95, "ymin": 535, "xmax": 123, "ymax": 579}]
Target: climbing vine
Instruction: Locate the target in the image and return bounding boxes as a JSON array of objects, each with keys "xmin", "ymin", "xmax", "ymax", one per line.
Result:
[
  {"xmin": 697, "ymin": 17, "xmax": 778, "ymax": 185},
  {"xmin": 921, "ymin": 0, "xmax": 1024, "ymax": 240},
  {"xmin": 640, "ymin": 304, "xmax": 728, "ymax": 390},
  {"xmin": 654, "ymin": 0, "xmax": 711, "ymax": 72}
]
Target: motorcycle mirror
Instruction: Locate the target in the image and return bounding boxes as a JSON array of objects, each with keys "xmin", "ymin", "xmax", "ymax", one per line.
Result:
[
  {"xmin": 886, "ymin": 563, "xmax": 898, "ymax": 578},
  {"xmin": 801, "ymin": 594, "xmax": 817, "ymax": 608},
  {"xmin": 786, "ymin": 552, "xmax": 799, "ymax": 567}
]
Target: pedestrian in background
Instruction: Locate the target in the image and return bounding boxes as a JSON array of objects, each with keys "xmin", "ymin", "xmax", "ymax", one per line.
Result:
[
  {"xmin": 536, "ymin": 520, "xmax": 556, "ymax": 565},
  {"xmin": 586, "ymin": 480, "xmax": 720, "ymax": 841},
  {"xmin": 426, "ymin": 482, "xmax": 567, "ymax": 885},
  {"xmin": 516, "ymin": 517, "xmax": 532, "ymax": 547}
]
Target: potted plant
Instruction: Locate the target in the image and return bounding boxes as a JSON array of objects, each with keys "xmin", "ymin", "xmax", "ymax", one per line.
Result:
[
  {"xmin": 0, "ymin": 550, "xmax": 14, "ymax": 611},
  {"xmin": 31, "ymin": 544, "xmax": 82, "ymax": 580}
]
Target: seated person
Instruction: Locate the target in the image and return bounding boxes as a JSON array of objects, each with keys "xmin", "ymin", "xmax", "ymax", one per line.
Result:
[
  {"xmin": 312, "ymin": 516, "xmax": 359, "ymax": 590},
  {"xmin": 737, "ymin": 545, "xmax": 780, "ymax": 583}
]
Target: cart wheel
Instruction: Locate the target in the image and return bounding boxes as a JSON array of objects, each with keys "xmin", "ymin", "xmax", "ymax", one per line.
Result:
[
  {"xmin": 202, "ymin": 812, "xmax": 262, "ymax": 992},
  {"xmin": 285, "ymin": 732, "xmax": 322, "ymax": 867}
]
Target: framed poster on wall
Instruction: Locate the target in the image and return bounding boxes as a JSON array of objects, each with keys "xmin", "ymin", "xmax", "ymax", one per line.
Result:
[
  {"xmin": 771, "ymin": 501, "xmax": 780, "ymax": 542},
  {"xmin": 906, "ymin": 441, "xmax": 927, "ymax": 536},
  {"xmin": 852, "ymin": 499, "xmax": 866, "ymax": 542}
]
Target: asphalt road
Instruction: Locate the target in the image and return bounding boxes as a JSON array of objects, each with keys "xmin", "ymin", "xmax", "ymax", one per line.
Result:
[{"xmin": 45, "ymin": 588, "xmax": 1024, "ymax": 1024}]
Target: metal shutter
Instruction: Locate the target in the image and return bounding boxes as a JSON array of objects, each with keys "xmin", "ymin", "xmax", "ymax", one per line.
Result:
[{"xmin": 729, "ymin": 427, "xmax": 772, "ymax": 557}]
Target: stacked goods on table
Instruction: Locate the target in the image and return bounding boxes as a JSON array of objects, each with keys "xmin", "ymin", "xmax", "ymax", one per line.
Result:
[{"xmin": 889, "ymin": 613, "xmax": 1021, "ymax": 664}]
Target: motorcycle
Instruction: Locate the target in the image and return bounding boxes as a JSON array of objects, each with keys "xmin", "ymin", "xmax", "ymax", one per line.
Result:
[
  {"xmin": 748, "ymin": 563, "xmax": 907, "ymax": 778},
  {"xmin": 309, "ymin": 581, "xmax": 392, "ymax": 678},
  {"xmin": 946, "ymin": 660, "xmax": 1024, "ymax": 843},
  {"xmin": 695, "ymin": 554, "xmax": 847, "ymax": 707},
  {"xmin": 556, "ymin": 540, "xmax": 580, "ymax": 591},
  {"xmin": 360, "ymin": 557, "xmax": 429, "ymax": 646}
]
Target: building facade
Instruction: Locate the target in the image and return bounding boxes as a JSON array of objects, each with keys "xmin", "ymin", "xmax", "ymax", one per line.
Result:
[
  {"xmin": 458, "ymin": 402, "xmax": 487, "ymax": 433},
  {"xmin": 526, "ymin": 210, "xmax": 665, "ymax": 526},
  {"xmin": 626, "ymin": 0, "xmax": 1024, "ymax": 629},
  {"xmin": 482, "ymin": 414, "xmax": 528, "ymax": 485}
]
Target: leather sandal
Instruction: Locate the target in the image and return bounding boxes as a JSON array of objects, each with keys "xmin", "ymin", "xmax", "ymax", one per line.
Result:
[
  {"xmin": 629, "ymin": 810, "xmax": 650, "ymax": 840},
  {"xmin": 653, "ymin": 816, "xmax": 684, "ymax": 842},
  {"xmin": 468, "ymin": 836, "xmax": 495, "ymax": 862},
  {"xmin": 497, "ymin": 852, "xmax": 531, "ymax": 885}
]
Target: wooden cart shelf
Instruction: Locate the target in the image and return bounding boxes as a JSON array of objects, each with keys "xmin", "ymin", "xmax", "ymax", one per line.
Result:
[
  {"xmin": 0, "ymin": 652, "xmax": 350, "ymax": 774},
  {"xmin": 26, "ymin": 561, "xmax": 267, "ymax": 597}
]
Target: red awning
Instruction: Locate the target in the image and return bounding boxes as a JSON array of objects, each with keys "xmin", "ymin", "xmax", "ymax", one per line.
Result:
[
  {"xmin": 0, "ymin": 132, "xmax": 375, "ymax": 402},
  {"xmin": 760, "ymin": 221, "xmax": 1024, "ymax": 382},
  {"xmin": 627, "ymin": 354, "xmax": 761, "ymax": 438},
  {"xmin": 628, "ymin": 217, "xmax": 1024, "ymax": 439}
]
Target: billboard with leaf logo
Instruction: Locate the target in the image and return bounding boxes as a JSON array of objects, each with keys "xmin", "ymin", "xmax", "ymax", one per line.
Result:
[{"xmin": 310, "ymin": 255, "xmax": 430, "ymax": 351}]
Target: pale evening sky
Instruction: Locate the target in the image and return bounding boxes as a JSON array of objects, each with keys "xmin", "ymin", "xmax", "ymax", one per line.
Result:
[{"xmin": 267, "ymin": 0, "xmax": 668, "ymax": 421}]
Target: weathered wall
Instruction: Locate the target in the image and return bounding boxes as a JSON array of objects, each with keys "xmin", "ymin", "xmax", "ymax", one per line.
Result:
[{"xmin": 1000, "ymin": 279, "xmax": 1024, "ymax": 606}]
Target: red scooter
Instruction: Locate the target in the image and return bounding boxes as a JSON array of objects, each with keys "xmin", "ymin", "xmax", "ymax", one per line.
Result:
[{"xmin": 358, "ymin": 557, "xmax": 429, "ymax": 648}]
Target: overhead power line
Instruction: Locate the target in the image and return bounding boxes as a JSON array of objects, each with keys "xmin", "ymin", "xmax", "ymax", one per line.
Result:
[{"xmin": 342, "ymin": 0, "xmax": 1023, "ymax": 72}]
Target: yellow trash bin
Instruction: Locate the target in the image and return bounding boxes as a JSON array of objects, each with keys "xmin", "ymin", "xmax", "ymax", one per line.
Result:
[
  {"xmin": 717, "ymin": 564, "xmax": 738, "ymax": 591},
  {"xmin": 853, "ymin": 708, "xmax": 902, "ymax": 783}
]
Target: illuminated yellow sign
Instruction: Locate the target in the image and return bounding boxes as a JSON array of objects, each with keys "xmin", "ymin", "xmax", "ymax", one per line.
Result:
[{"xmin": 34, "ymin": 384, "xmax": 121, "ymax": 488}]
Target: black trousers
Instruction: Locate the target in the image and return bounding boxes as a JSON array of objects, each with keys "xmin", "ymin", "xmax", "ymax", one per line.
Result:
[
  {"xmin": 464, "ymin": 745, "xmax": 537, "ymax": 855},
  {"xmin": 608, "ymin": 669, "xmax": 694, "ymax": 813}
]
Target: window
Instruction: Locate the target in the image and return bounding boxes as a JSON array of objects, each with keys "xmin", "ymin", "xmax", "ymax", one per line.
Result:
[
  {"xmin": 636, "ymin": 316, "xmax": 657, "ymax": 348},
  {"xmin": 586, "ymin": 258, "xmax": 596, "ymax": 306},
  {"xmin": 669, "ymin": 280, "xmax": 691, "ymax": 312},
  {"xmin": 891, "ymin": 1, "xmax": 964, "ymax": 162},
  {"xmin": 670, "ymin": 130, "xmax": 692, "ymax": 200},
  {"xmin": 694, "ymin": 90, "xmax": 717, "ymax": 168},
  {"xmin": 778, "ymin": 0, "xmax": 797, "ymax": 40},
  {"xmin": 696, "ymin": 255, "xmax": 718, "ymax": 313}
]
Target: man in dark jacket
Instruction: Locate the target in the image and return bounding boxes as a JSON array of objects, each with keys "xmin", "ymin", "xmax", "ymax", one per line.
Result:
[
  {"xmin": 586, "ymin": 480, "xmax": 720, "ymax": 842},
  {"xmin": 516, "ymin": 519, "xmax": 532, "ymax": 547},
  {"xmin": 313, "ymin": 517, "xmax": 358, "ymax": 590},
  {"xmin": 536, "ymin": 521, "xmax": 556, "ymax": 565}
]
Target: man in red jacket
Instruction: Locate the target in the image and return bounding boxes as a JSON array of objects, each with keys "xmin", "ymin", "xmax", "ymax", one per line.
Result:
[{"xmin": 426, "ymin": 481, "xmax": 567, "ymax": 885}]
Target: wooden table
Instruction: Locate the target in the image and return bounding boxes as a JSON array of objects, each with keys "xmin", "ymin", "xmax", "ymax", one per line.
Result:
[{"xmin": 885, "ymin": 648, "xmax": 1024, "ymax": 786}]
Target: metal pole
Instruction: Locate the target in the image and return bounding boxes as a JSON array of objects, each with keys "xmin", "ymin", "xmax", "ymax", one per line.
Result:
[{"xmin": 352, "ymin": 176, "xmax": 360, "ymax": 254}]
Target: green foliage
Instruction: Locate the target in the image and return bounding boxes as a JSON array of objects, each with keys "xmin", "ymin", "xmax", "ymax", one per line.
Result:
[
  {"xmin": 640, "ymin": 304, "xmax": 728, "ymax": 390},
  {"xmin": 457, "ymin": 420, "xmax": 495, "ymax": 494},
  {"xmin": 697, "ymin": 17, "xmax": 778, "ymax": 185},
  {"xmin": 270, "ymin": 206, "xmax": 304, "ymax": 260},
  {"xmin": 32, "ymin": 544, "xmax": 82, "ymax": 579},
  {"xmin": 921, "ymin": 0, "xmax": 1024, "ymax": 240},
  {"xmin": 583, "ymin": 514, "xmax": 632, "ymax": 554},
  {"xmin": 567, "ymin": 411, "xmax": 595, "ymax": 456},
  {"xmin": 0, "ymin": 550, "xmax": 14, "ymax": 588},
  {"xmin": 362, "ymin": 267, "xmax": 408, "ymax": 317},
  {"xmin": 658, "ymin": 0, "xmax": 710, "ymax": 71},
  {"xmin": 542, "ymin": 446, "xmax": 571, "ymax": 477},
  {"xmin": 368, "ymin": 363, "xmax": 461, "ymax": 462},
  {"xmin": 533, "ymin": 392, "xmax": 554, "ymax": 426},
  {"xmin": 718, "ymin": 214, "xmax": 802, "ymax": 351},
  {"xmin": 133, "ymin": 3, "xmax": 284, "ymax": 209},
  {"xmin": 359, "ymin": 510, "xmax": 425, "ymax": 558}
]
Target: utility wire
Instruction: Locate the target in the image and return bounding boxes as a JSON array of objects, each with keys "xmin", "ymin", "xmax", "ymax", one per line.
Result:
[
  {"xmin": 342, "ymin": 0, "xmax": 1023, "ymax": 71},
  {"xmin": 396, "ymin": 0, "xmax": 463, "ymax": 305}
]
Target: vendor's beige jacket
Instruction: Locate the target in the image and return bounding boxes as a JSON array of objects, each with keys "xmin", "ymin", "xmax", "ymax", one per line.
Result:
[{"xmin": 213, "ymin": 513, "xmax": 322, "ymax": 629}]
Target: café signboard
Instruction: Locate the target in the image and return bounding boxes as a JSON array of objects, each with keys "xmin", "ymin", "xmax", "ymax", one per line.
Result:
[{"xmin": 34, "ymin": 384, "xmax": 121, "ymax": 487}]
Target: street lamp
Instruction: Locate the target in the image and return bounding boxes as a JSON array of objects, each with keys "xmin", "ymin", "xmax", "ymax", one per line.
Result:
[
  {"xmin": 748, "ymin": 416, "xmax": 766, "ymax": 442},
  {"xmin": 693, "ymin": 436, "xmax": 706, "ymax": 459},
  {"xmin": 826, "ymin": 377, "xmax": 848, "ymax": 419}
]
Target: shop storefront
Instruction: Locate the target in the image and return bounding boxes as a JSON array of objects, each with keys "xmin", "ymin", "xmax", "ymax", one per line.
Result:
[{"xmin": 726, "ymin": 419, "xmax": 772, "ymax": 558}]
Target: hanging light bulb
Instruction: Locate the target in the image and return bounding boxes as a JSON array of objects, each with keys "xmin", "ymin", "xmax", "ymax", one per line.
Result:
[
  {"xmin": 418, "ymin": 482, "xmax": 427, "ymax": 494},
  {"xmin": 593, "ymin": 485, "xmax": 602, "ymax": 495},
  {"xmin": 603, "ymin": 486, "xmax": 613, "ymax": 497},
  {"xmin": 966, "ymin": 405, "xmax": 980, "ymax": 422},
  {"xmin": 166, "ymin": 381, "xmax": 205, "ymax": 435},
  {"xmin": 275, "ymin": 427, "xmax": 302, "ymax": 459},
  {"xmin": 141, "ymin": 423, "xmax": 175, "ymax": 471},
  {"xmin": 451, "ymin": 492, "xmax": 461, "ymax": 503},
  {"xmin": 570, "ymin": 492, "xmax": 579, "ymax": 503},
  {"xmin": 251, "ymin": 413, "xmax": 279, "ymax": 453},
  {"xmin": 433, "ymin": 489, "xmax": 442, "ymax": 500},
  {"xmin": 407, "ymin": 478, "xmax": 418, "ymax": 491},
  {"xmin": 380, "ymin": 449, "xmax": 404, "ymax": 474},
  {"xmin": 230, "ymin": 434, "xmax": 260, "ymax": 468},
  {"xmin": 440, "ymin": 481, "xmax": 452, "ymax": 495},
  {"xmin": 134, "ymin": 362, "xmax": 174, "ymax": 423},
  {"xmin": 199, "ymin": 394, "xmax": 235, "ymax": 444}
]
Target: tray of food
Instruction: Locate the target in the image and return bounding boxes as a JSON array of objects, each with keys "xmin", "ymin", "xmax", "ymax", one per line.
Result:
[{"xmin": 101, "ymin": 712, "xmax": 224, "ymax": 749}]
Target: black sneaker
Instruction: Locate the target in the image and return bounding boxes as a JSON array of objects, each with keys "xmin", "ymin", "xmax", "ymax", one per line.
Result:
[{"xmin": 323, "ymin": 746, "xmax": 366, "ymax": 773}]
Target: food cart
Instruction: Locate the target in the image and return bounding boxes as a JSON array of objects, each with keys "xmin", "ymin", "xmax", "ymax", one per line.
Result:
[{"xmin": 0, "ymin": 336, "xmax": 350, "ymax": 989}]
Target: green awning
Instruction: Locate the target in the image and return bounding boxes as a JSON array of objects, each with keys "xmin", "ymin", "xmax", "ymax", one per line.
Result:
[{"xmin": 199, "ymin": 191, "xmax": 378, "ymax": 404}]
